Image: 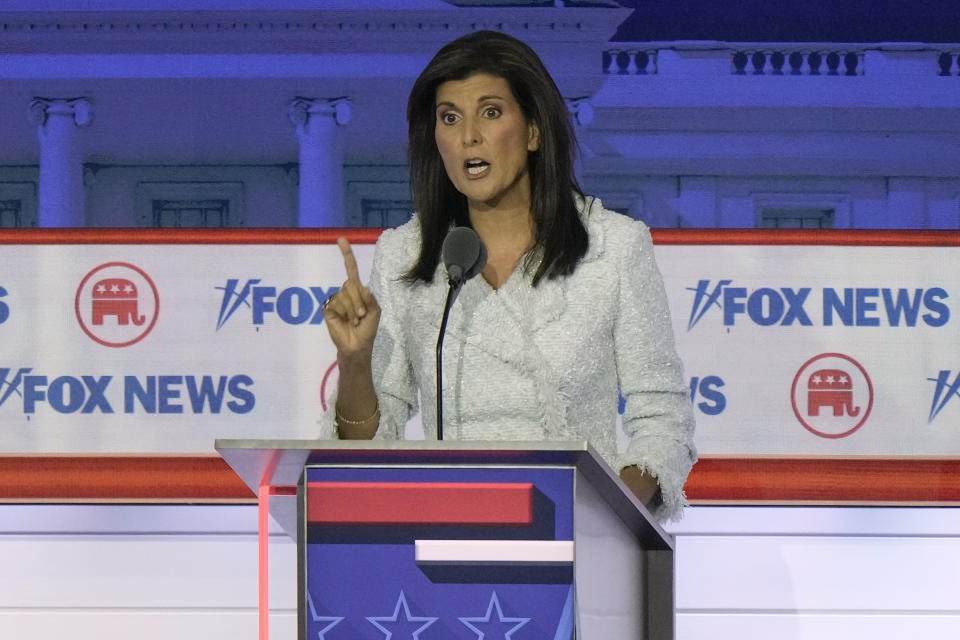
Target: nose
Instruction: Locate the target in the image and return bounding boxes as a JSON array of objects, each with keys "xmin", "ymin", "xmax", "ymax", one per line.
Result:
[{"xmin": 461, "ymin": 116, "xmax": 481, "ymax": 146}]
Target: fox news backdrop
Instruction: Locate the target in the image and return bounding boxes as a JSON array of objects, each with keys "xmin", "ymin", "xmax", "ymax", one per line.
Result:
[{"xmin": 1, "ymin": 228, "xmax": 958, "ymax": 503}]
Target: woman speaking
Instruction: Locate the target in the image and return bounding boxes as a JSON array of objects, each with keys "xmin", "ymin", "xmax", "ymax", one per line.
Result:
[{"xmin": 321, "ymin": 30, "xmax": 696, "ymax": 522}]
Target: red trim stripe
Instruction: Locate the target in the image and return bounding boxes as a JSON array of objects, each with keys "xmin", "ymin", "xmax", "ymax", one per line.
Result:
[
  {"xmin": 0, "ymin": 228, "xmax": 384, "ymax": 245},
  {"xmin": 2, "ymin": 456, "xmax": 959, "ymax": 504},
  {"xmin": 684, "ymin": 457, "xmax": 960, "ymax": 503},
  {"xmin": 0, "ymin": 228, "xmax": 957, "ymax": 246},
  {"xmin": 306, "ymin": 481, "xmax": 534, "ymax": 525},
  {"xmin": 0, "ymin": 455, "xmax": 253, "ymax": 500},
  {"xmin": 650, "ymin": 228, "xmax": 960, "ymax": 246}
]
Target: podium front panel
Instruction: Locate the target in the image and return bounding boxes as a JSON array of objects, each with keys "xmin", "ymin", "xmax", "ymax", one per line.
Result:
[{"xmin": 301, "ymin": 464, "xmax": 576, "ymax": 640}]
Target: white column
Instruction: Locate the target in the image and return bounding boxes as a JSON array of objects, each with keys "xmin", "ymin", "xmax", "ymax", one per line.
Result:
[
  {"xmin": 29, "ymin": 98, "xmax": 92, "ymax": 227},
  {"xmin": 288, "ymin": 97, "xmax": 351, "ymax": 227},
  {"xmin": 566, "ymin": 97, "xmax": 594, "ymax": 187}
]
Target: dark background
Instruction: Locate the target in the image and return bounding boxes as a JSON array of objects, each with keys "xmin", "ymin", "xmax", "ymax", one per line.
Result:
[{"xmin": 614, "ymin": 0, "xmax": 959, "ymax": 43}]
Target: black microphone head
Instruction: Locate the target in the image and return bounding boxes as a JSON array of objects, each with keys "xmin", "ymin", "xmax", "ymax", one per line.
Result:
[
  {"xmin": 442, "ymin": 226, "xmax": 485, "ymax": 286},
  {"xmin": 465, "ymin": 240, "xmax": 487, "ymax": 281}
]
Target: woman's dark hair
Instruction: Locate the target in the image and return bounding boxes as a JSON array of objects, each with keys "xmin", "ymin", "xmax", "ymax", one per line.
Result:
[{"xmin": 405, "ymin": 30, "xmax": 587, "ymax": 286}]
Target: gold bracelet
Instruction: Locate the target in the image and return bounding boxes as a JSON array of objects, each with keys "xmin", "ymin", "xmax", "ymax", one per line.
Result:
[{"xmin": 334, "ymin": 402, "xmax": 380, "ymax": 425}]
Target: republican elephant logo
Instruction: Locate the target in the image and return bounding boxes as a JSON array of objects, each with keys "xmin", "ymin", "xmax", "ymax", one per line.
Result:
[
  {"xmin": 91, "ymin": 278, "xmax": 146, "ymax": 326},
  {"xmin": 807, "ymin": 368, "xmax": 860, "ymax": 417},
  {"xmin": 791, "ymin": 353, "xmax": 873, "ymax": 439},
  {"xmin": 75, "ymin": 262, "xmax": 159, "ymax": 348}
]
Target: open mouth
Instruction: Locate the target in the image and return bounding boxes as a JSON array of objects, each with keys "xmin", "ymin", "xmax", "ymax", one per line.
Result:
[{"xmin": 465, "ymin": 159, "xmax": 490, "ymax": 176}]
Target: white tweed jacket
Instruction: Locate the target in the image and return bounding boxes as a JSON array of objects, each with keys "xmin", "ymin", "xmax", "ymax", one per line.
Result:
[{"xmin": 321, "ymin": 196, "xmax": 697, "ymax": 521}]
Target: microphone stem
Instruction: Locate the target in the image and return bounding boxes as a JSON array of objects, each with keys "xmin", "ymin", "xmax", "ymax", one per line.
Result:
[{"xmin": 435, "ymin": 282, "xmax": 460, "ymax": 441}]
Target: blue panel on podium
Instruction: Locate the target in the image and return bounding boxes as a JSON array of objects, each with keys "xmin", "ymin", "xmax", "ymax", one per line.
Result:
[{"xmin": 303, "ymin": 465, "xmax": 575, "ymax": 640}]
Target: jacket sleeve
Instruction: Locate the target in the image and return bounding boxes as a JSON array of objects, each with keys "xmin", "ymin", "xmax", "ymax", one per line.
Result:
[
  {"xmin": 367, "ymin": 227, "xmax": 419, "ymax": 440},
  {"xmin": 613, "ymin": 220, "xmax": 698, "ymax": 522},
  {"xmin": 316, "ymin": 226, "xmax": 419, "ymax": 441}
]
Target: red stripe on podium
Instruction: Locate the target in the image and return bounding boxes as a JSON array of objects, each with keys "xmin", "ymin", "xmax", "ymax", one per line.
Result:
[{"xmin": 306, "ymin": 481, "xmax": 534, "ymax": 525}]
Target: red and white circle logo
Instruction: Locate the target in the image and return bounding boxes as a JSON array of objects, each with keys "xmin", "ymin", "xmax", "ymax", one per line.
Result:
[
  {"xmin": 791, "ymin": 352, "xmax": 873, "ymax": 438},
  {"xmin": 75, "ymin": 262, "xmax": 159, "ymax": 347}
]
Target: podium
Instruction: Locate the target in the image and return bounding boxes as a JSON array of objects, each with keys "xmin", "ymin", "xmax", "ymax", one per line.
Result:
[{"xmin": 216, "ymin": 439, "xmax": 675, "ymax": 640}]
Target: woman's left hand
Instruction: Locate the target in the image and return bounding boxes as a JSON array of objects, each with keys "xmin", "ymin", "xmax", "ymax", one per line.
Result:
[{"xmin": 619, "ymin": 465, "xmax": 661, "ymax": 509}]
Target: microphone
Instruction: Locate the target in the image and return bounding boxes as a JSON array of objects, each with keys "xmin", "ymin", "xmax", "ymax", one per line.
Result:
[
  {"xmin": 442, "ymin": 226, "xmax": 487, "ymax": 288},
  {"xmin": 436, "ymin": 226, "xmax": 487, "ymax": 441}
]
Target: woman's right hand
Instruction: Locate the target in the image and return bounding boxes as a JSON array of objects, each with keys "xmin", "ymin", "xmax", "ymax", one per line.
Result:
[{"xmin": 322, "ymin": 237, "xmax": 381, "ymax": 359}]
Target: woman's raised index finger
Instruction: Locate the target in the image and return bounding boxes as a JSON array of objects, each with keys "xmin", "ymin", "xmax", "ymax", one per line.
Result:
[{"xmin": 336, "ymin": 236, "xmax": 361, "ymax": 282}]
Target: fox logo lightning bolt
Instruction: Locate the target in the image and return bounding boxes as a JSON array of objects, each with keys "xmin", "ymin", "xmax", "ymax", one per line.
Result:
[
  {"xmin": 686, "ymin": 279, "xmax": 732, "ymax": 330},
  {"xmin": 215, "ymin": 279, "xmax": 261, "ymax": 330},
  {"xmin": 0, "ymin": 367, "xmax": 31, "ymax": 407},
  {"xmin": 928, "ymin": 370, "xmax": 960, "ymax": 423}
]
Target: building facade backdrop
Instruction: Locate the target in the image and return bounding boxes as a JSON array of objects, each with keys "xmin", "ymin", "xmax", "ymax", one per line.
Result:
[{"xmin": 1, "ymin": 0, "xmax": 958, "ymax": 230}]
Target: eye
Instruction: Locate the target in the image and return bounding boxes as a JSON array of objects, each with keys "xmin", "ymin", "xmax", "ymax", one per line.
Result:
[
  {"xmin": 482, "ymin": 106, "xmax": 501, "ymax": 119},
  {"xmin": 439, "ymin": 111, "xmax": 459, "ymax": 125}
]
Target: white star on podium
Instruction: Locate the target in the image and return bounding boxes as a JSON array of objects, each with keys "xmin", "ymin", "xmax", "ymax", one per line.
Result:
[
  {"xmin": 459, "ymin": 591, "xmax": 530, "ymax": 639},
  {"xmin": 366, "ymin": 590, "xmax": 438, "ymax": 639},
  {"xmin": 306, "ymin": 591, "xmax": 344, "ymax": 639}
]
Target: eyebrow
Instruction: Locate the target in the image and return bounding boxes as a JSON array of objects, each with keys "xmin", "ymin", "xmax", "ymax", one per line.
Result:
[{"xmin": 435, "ymin": 94, "xmax": 507, "ymax": 109}]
